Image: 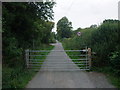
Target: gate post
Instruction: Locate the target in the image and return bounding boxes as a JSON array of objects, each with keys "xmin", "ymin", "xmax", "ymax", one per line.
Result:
[
  {"xmin": 25, "ymin": 49, "xmax": 29, "ymax": 68},
  {"xmin": 88, "ymin": 48, "xmax": 91, "ymax": 69}
]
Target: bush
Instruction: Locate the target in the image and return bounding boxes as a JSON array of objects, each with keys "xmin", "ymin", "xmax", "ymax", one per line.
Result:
[
  {"xmin": 91, "ymin": 20, "xmax": 119, "ymax": 66},
  {"xmin": 2, "ymin": 67, "xmax": 36, "ymax": 88},
  {"xmin": 62, "ymin": 19, "xmax": 120, "ymax": 75},
  {"xmin": 3, "ymin": 36, "xmax": 23, "ymax": 67},
  {"xmin": 110, "ymin": 51, "xmax": 120, "ymax": 76}
]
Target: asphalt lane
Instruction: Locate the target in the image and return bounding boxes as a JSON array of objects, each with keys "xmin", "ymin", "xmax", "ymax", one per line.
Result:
[{"xmin": 26, "ymin": 42, "xmax": 94, "ymax": 88}]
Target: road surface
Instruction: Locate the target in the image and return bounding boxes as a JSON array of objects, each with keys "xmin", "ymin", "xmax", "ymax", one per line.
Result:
[{"xmin": 26, "ymin": 42, "xmax": 114, "ymax": 88}]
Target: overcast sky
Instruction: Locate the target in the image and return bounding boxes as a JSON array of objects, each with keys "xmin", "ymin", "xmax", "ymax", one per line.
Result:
[{"xmin": 52, "ymin": 0, "xmax": 119, "ymax": 32}]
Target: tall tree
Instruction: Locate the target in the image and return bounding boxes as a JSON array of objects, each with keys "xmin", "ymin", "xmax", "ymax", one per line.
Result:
[
  {"xmin": 57, "ymin": 17, "xmax": 72, "ymax": 40},
  {"xmin": 2, "ymin": 2, "xmax": 55, "ymax": 67}
]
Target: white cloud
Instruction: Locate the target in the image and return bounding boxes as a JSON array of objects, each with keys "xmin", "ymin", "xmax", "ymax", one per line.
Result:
[{"xmin": 53, "ymin": 0, "xmax": 119, "ymax": 32}]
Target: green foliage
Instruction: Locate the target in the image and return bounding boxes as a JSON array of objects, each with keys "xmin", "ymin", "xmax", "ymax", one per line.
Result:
[
  {"xmin": 62, "ymin": 19, "xmax": 120, "ymax": 76},
  {"xmin": 3, "ymin": 2, "xmax": 55, "ymax": 67},
  {"xmin": 57, "ymin": 17, "xmax": 73, "ymax": 40},
  {"xmin": 63, "ymin": 27, "xmax": 96, "ymax": 50},
  {"xmin": 109, "ymin": 51, "xmax": 120, "ymax": 76},
  {"xmin": 33, "ymin": 20, "xmax": 54, "ymax": 45},
  {"xmin": 2, "ymin": 45, "xmax": 54, "ymax": 88},
  {"xmin": 91, "ymin": 20, "xmax": 119, "ymax": 66},
  {"xmin": 108, "ymin": 74, "xmax": 120, "ymax": 88},
  {"xmin": 2, "ymin": 2, "xmax": 55, "ymax": 88},
  {"xmin": 49, "ymin": 32, "xmax": 56, "ymax": 43},
  {"xmin": 3, "ymin": 36, "xmax": 23, "ymax": 67},
  {"xmin": 62, "ymin": 19, "xmax": 120, "ymax": 87},
  {"xmin": 72, "ymin": 27, "xmax": 82, "ymax": 36},
  {"xmin": 2, "ymin": 67, "xmax": 36, "ymax": 88}
]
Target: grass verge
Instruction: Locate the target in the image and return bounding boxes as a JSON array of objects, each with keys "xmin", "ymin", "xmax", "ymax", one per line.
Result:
[
  {"xmin": 2, "ymin": 44, "xmax": 54, "ymax": 89},
  {"xmin": 92, "ymin": 67, "xmax": 120, "ymax": 88}
]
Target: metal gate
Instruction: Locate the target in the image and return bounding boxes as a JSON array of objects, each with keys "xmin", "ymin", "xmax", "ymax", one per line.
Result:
[{"xmin": 25, "ymin": 48, "xmax": 91, "ymax": 71}]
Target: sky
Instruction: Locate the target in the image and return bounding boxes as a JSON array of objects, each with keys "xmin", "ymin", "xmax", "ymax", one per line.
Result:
[{"xmin": 52, "ymin": 0, "xmax": 119, "ymax": 32}]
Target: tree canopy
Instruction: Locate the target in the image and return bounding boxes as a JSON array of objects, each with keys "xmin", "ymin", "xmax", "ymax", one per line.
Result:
[
  {"xmin": 56, "ymin": 17, "xmax": 72, "ymax": 40},
  {"xmin": 2, "ymin": 2, "xmax": 55, "ymax": 67}
]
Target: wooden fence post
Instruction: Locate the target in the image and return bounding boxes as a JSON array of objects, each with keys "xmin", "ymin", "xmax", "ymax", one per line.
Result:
[
  {"xmin": 88, "ymin": 48, "xmax": 91, "ymax": 69},
  {"xmin": 25, "ymin": 49, "xmax": 29, "ymax": 68}
]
